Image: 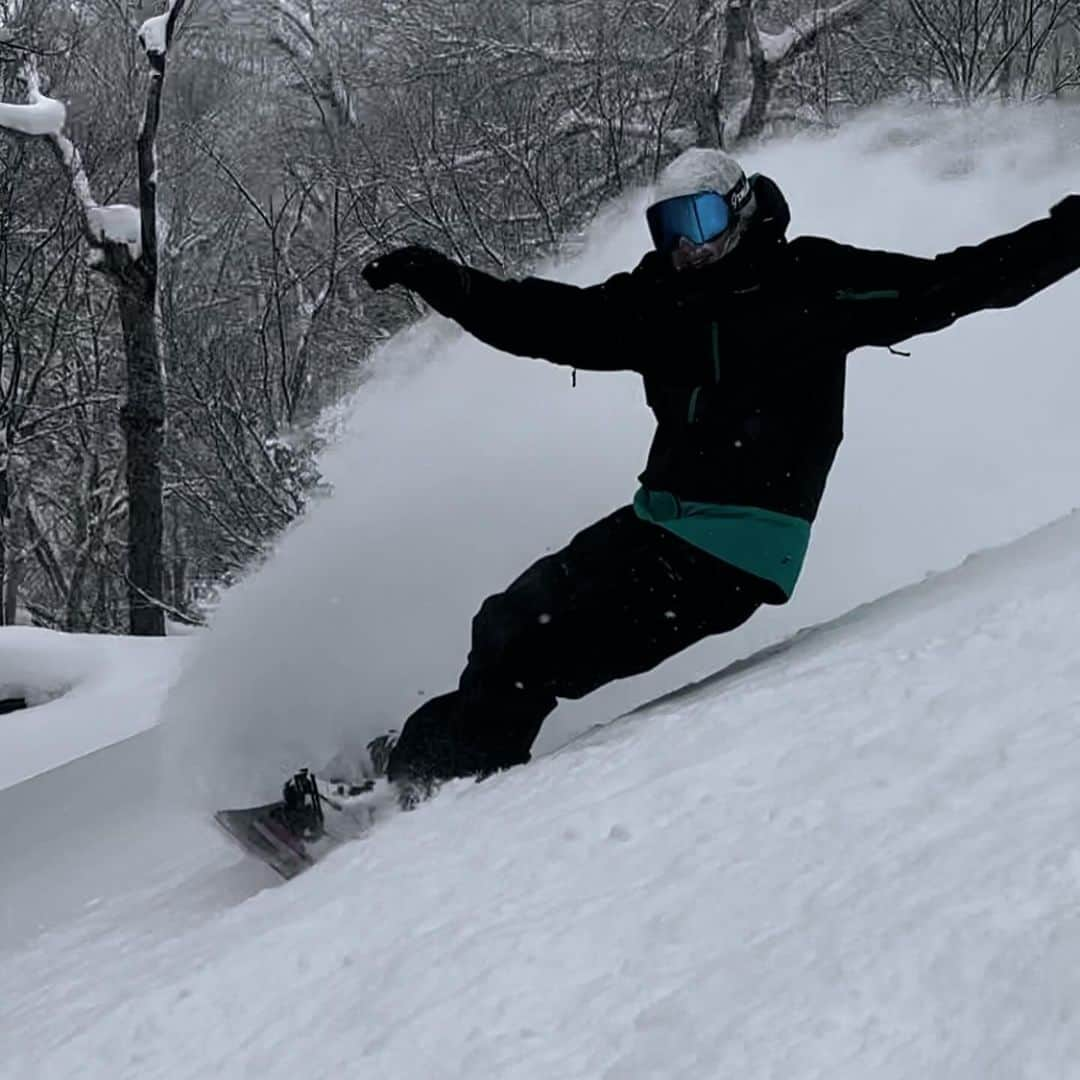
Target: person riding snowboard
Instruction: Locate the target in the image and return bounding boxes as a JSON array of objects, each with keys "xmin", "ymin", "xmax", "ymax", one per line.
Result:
[{"xmin": 359, "ymin": 148, "xmax": 1080, "ymax": 796}]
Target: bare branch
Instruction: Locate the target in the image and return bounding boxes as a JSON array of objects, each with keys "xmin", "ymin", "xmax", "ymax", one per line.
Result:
[{"xmin": 758, "ymin": 0, "xmax": 884, "ymax": 68}]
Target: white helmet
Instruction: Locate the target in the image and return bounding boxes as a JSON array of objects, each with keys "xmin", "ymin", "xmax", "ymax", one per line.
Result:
[{"xmin": 653, "ymin": 148, "xmax": 758, "ymax": 226}]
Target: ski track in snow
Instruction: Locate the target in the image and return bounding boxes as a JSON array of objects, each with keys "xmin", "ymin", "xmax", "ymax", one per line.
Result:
[{"xmin": 5, "ymin": 511, "xmax": 1080, "ymax": 1078}]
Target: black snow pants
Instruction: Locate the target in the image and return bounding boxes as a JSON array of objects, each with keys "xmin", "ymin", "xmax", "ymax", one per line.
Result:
[{"xmin": 385, "ymin": 506, "xmax": 771, "ymax": 785}]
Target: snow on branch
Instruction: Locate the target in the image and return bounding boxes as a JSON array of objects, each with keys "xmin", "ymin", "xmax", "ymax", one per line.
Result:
[
  {"xmin": 137, "ymin": 0, "xmax": 185, "ymax": 65},
  {"xmin": 758, "ymin": 0, "xmax": 882, "ymax": 67},
  {"xmin": 138, "ymin": 14, "xmax": 170, "ymax": 57},
  {"xmin": 264, "ymin": 0, "xmax": 357, "ymax": 129},
  {"xmin": 87, "ymin": 205, "xmax": 143, "ymax": 256},
  {"xmin": 136, "ymin": 0, "xmax": 189, "ymax": 271},
  {"xmin": 554, "ymin": 108, "xmax": 695, "ymax": 152},
  {"xmin": 0, "ymin": 58, "xmax": 143, "ymax": 259},
  {"xmin": 0, "ymin": 61, "xmax": 64, "ymax": 136},
  {"xmin": 0, "ymin": 1, "xmax": 189, "ymax": 267}
]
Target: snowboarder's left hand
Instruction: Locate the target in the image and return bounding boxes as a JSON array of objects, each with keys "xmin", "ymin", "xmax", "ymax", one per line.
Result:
[{"xmin": 362, "ymin": 245, "xmax": 452, "ymax": 293}]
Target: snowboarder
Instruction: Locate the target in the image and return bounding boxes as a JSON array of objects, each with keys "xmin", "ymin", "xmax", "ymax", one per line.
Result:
[{"xmin": 359, "ymin": 149, "xmax": 1080, "ymax": 796}]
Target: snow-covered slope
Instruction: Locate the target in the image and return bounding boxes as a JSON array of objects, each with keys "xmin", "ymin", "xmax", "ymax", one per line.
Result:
[
  {"xmin": 5, "ymin": 508, "xmax": 1080, "ymax": 1078},
  {"xmin": 7, "ymin": 100, "xmax": 1080, "ymax": 1077}
]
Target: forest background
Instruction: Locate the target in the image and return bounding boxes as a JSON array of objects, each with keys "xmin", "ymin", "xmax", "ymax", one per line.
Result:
[{"xmin": 0, "ymin": 0, "xmax": 1076, "ymax": 634}]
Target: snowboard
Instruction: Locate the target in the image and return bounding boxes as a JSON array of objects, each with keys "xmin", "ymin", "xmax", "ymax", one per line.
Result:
[{"xmin": 215, "ymin": 775, "xmax": 401, "ymax": 880}]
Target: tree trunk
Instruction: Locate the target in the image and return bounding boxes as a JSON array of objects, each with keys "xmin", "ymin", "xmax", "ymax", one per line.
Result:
[
  {"xmin": 718, "ymin": 0, "xmax": 751, "ymax": 148},
  {"xmin": 0, "ymin": 446, "xmax": 18, "ymax": 626},
  {"xmin": 693, "ymin": 0, "xmax": 723, "ymax": 147},
  {"xmin": 997, "ymin": 2, "xmax": 1014, "ymax": 100},
  {"xmin": 0, "ymin": 455, "xmax": 7, "ymax": 627},
  {"xmin": 1, "ymin": 470, "xmax": 21, "ymax": 627},
  {"xmin": 4, "ymin": 544, "xmax": 19, "ymax": 626},
  {"xmin": 117, "ymin": 270, "xmax": 166, "ymax": 637},
  {"xmin": 170, "ymin": 513, "xmax": 188, "ymax": 615},
  {"xmin": 742, "ymin": 3, "xmax": 775, "ymax": 141}
]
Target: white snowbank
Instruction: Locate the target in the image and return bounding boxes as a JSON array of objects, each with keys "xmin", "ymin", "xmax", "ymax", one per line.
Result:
[{"xmin": 0, "ymin": 628, "xmax": 189, "ymax": 789}]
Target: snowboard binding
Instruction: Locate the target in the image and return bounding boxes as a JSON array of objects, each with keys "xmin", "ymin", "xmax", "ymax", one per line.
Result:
[
  {"xmin": 278, "ymin": 768, "xmax": 325, "ymax": 840},
  {"xmin": 214, "ymin": 736, "xmax": 413, "ymax": 880}
]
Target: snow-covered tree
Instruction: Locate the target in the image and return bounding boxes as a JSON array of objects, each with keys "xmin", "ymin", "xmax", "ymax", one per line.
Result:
[{"xmin": 0, "ymin": 0, "xmax": 187, "ymax": 635}]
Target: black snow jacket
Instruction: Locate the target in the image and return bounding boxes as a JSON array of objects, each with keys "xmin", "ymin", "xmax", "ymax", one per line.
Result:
[{"xmin": 420, "ymin": 180, "xmax": 1080, "ymax": 523}]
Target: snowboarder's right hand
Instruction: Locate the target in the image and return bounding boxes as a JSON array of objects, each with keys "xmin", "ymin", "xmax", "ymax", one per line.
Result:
[
  {"xmin": 1051, "ymin": 195, "xmax": 1080, "ymax": 229},
  {"xmin": 362, "ymin": 245, "xmax": 451, "ymax": 293}
]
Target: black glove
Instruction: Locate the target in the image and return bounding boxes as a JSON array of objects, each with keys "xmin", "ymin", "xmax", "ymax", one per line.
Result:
[
  {"xmin": 361, "ymin": 245, "xmax": 454, "ymax": 293},
  {"xmin": 1050, "ymin": 194, "xmax": 1080, "ymax": 228}
]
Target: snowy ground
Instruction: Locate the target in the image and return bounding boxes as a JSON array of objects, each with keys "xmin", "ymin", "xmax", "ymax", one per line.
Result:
[{"xmin": 5, "ymin": 510, "xmax": 1080, "ymax": 1078}]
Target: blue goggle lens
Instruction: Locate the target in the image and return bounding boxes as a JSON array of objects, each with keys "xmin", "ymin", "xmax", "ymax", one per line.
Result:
[{"xmin": 646, "ymin": 191, "xmax": 733, "ymax": 253}]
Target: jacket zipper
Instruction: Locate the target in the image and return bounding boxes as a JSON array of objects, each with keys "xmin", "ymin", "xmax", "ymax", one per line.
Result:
[
  {"xmin": 687, "ymin": 386, "xmax": 701, "ymax": 424},
  {"xmin": 689, "ymin": 322, "xmax": 721, "ymax": 424}
]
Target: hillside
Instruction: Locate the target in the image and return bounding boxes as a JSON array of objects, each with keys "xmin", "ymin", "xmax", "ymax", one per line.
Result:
[{"xmin": 4, "ymin": 509, "xmax": 1080, "ymax": 1078}]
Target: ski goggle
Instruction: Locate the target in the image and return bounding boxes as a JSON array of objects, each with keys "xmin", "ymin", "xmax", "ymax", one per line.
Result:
[{"xmin": 645, "ymin": 176, "xmax": 753, "ymax": 254}]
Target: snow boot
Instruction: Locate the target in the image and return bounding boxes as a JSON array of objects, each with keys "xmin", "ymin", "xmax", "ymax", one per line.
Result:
[{"xmin": 366, "ymin": 731, "xmax": 398, "ymax": 778}]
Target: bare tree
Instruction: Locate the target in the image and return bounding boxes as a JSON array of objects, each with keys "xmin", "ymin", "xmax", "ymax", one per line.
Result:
[
  {"xmin": 0, "ymin": 0, "xmax": 187, "ymax": 634},
  {"xmin": 902, "ymin": 0, "xmax": 1080, "ymax": 101},
  {"xmin": 2, "ymin": 0, "xmax": 1070, "ymax": 637}
]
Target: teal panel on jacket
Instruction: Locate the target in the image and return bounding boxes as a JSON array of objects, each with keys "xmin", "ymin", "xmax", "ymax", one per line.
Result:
[{"xmin": 633, "ymin": 487, "xmax": 811, "ymax": 601}]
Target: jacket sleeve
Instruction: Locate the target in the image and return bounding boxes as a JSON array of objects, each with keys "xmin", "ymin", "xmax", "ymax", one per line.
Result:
[
  {"xmin": 817, "ymin": 196, "xmax": 1080, "ymax": 350},
  {"xmin": 414, "ymin": 257, "xmax": 664, "ymax": 374}
]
